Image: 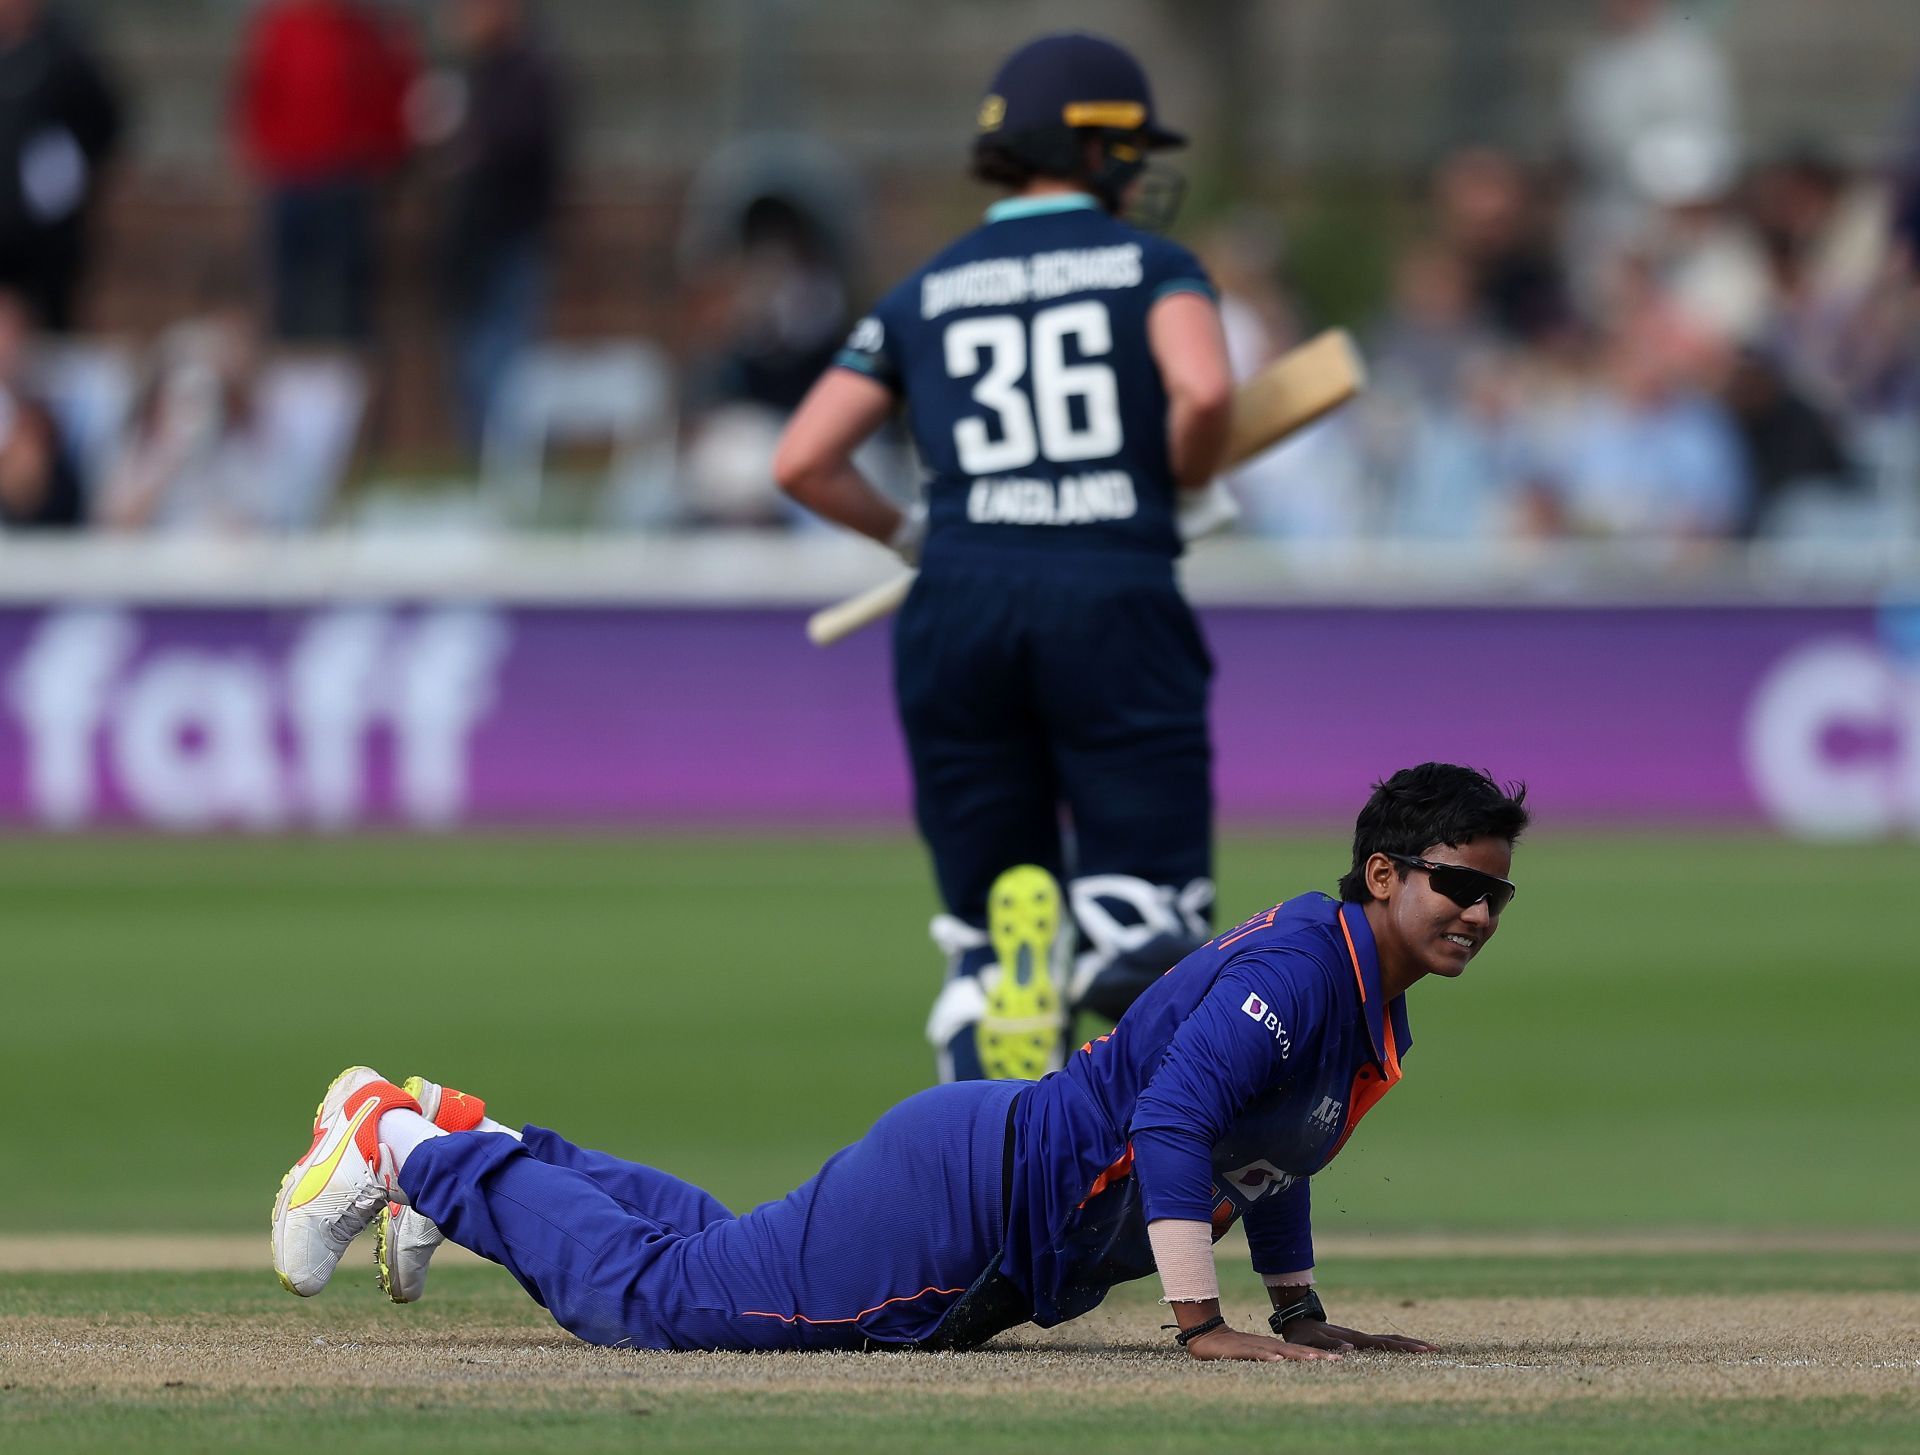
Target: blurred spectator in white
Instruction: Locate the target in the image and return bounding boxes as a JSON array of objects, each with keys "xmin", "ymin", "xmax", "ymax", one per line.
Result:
[
  {"xmin": 1590, "ymin": 245, "xmax": 1725, "ymax": 388},
  {"xmin": 1802, "ymin": 120, "xmax": 1920, "ymax": 535},
  {"xmin": 0, "ymin": 289, "xmax": 82, "ymax": 527},
  {"xmin": 1430, "ymin": 148, "xmax": 1571, "ymax": 347},
  {"xmin": 99, "ymin": 308, "xmax": 270, "ymax": 532},
  {"xmin": 1388, "ymin": 350, "xmax": 1543, "ymax": 541},
  {"xmin": 1564, "ymin": 0, "xmax": 1739, "ymax": 308},
  {"xmin": 1747, "ymin": 149, "xmax": 1889, "ymax": 310},
  {"xmin": 1745, "ymin": 151, "xmax": 1895, "ymax": 412},
  {"xmin": 417, "ymin": 0, "xmax": 565, "ymax": 447},
  {"xmin": 1198, "ymin": 213, "xmax": 1298, "ymax": 386},
  {"xmin": 680, "ymin": 161, "xmax": 857, "ymax": 525},
  {"xmin": 0, "ymin": 0, "xmax": 121, "ymax": 332},
  {"xmin": 1368, "ymin": 240, "xmax": 1500, "ymax": 407},
  {"xmin": 234, "ymin": 0, "xmax": 417, "ymax": 345},
  {"xmin": 1230, "ymin": 409, "xmax": 1370, "ymax": 542},
  {"xmin": 1642, "ymin": 169, "xmax": 1771, "ymax": 351},
  {"xmin": 1363, "ymin": 238, "xmax": 1510, "ymax": 541},
  {"xmin": 1538, "ymin": 329, "xmax": 1750, "ymax": 539},
  {"xmin": 1198, "ymin": 216, "xmax": 1370, "ymax": 540},
  {"xmin": 678, "ymin": 400, "xmax": 790, "ymax": 526},
  {"xmin": 99, "ymin": 306, "xmax": 365, "ymax": 533}
]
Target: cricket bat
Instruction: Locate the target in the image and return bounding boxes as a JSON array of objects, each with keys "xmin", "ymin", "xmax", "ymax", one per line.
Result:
[{"xmin": 805, "ymin": 327, "xmax": 1366, "ymax": 647}]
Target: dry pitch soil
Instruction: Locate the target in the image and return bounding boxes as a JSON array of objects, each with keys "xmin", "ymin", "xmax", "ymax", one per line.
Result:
[{"xmin": 4, "ymin": 1235, "xmax": 1919, "ymax": 1414}]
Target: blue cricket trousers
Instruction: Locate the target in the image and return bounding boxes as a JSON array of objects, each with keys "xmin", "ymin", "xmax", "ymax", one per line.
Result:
[{"xmin": 399, "ymin": 1080, "xmax": 1023, "ymax": 1350}]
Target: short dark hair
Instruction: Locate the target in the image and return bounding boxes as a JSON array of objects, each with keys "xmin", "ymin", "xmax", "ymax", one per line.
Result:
[
  {"xmin": 970, "ymin": 131, "xmax": 1081, "ymax": 189},
  {"xmin": 1337, "ymin": 763, "xmax": 1530, "ymax": 902}
]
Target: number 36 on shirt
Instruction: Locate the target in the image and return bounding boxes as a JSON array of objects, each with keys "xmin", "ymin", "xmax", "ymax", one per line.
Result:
[{"xmin": 944, "ymin": 301, "xmax": 1123, "ymax": 475}]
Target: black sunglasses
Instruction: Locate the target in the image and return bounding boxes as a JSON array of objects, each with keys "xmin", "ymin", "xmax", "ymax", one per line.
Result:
[{"xmin": 1386, "ymin": 854, "xmax": 1517, "ymax": 916}]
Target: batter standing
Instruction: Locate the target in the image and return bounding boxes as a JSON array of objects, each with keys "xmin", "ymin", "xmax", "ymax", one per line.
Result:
[{"xmin": 773, "ymin": 32, "xmax": 1236, "ymax": 1081}]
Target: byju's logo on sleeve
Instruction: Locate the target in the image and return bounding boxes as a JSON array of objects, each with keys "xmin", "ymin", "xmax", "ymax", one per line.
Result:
[{"xmin": 1239, "ymin": 991, "xmax": 1292, "ymax": 1057}]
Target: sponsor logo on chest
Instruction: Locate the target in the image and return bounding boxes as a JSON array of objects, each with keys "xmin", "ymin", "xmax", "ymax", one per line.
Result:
[{"xmin": 1222, "ymin": 1157, "xmax": 1296, "ymax": 1203}]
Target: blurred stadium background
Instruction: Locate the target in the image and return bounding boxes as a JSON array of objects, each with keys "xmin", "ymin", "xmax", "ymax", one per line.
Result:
[{"xmin": 2, "ymin": 0, "xmax": 1918, "ymax": 1253}]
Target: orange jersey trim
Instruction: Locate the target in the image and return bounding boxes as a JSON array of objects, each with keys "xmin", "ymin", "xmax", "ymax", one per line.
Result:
[
  {"xmin": 1215, "ymin": 905, "xmax": 1280, "ymax": 951},
  {"xmin": 1078, "ymin": 1144, "xmax": 1135, "ymax": 1208},
  {"xmin": 1337, "ymin": 910, "xmax": 1369, "ymax": 1006},
  {"xmin": 739, "ymin": 1284, "xmax": 968, "ymax": 1326},
  {"xmin": 1331, "ymin": 1062, "xmax": 1398, "ymax": 1158},
  {"xmin": 1210, "ymin": 1196, "xmax": 1239, "ymax": 1239},
  {"xmin": 1329, "ymin": 907, "xmax": 1402, "ymax": 1156}
]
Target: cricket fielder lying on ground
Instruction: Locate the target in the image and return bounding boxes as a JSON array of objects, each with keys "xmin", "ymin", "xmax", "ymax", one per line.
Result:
[{"xmin": 272, "ymin": 763, "xmax": 1527, "ymax": 1363}]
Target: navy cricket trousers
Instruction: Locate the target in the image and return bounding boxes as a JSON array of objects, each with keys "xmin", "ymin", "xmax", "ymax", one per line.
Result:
[
  {"xmin": 894, "ymin": 554, "xmax": 1214, "ymax": 932},
  {"xmin": 399, "ymin": 1080, "xmax": 1022, "ymax": 1350}
]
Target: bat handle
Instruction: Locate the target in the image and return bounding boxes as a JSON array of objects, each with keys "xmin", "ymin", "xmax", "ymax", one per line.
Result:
[
  {"xmin": 806, "ymin": 572, "xmax": 916, "ymax": 646},
  {"xmin": 807, "ymin": 486, "xmax": 1240, "ymax": 647}
]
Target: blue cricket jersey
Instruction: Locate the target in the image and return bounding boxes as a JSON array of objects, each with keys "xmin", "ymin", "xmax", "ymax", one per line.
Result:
[
  {"xmin": 833, "ymin": 194, "xmax": 1214, "ymax": 564},
  {"xmin": 1003, "ymin": 894, "xmax": 1413, "ymax": 1325}
]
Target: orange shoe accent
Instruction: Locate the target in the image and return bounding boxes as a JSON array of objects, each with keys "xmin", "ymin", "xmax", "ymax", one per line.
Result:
[
  {"xmin": 341, "ymin": 1079, "xmax": 420, "ymax": 1167},
  {"xmin": 433, "ymin": 1087, "xmax": 486, "ymax": 1133}
]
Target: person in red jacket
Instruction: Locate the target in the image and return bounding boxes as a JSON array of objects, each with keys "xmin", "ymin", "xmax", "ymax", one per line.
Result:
[{"xmin": 233, "ymin": 0, "xmax": 417, "ymax": 344}]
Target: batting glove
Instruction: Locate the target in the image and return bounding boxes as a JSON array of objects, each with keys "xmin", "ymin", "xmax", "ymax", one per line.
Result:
[
  {"xmin": 1177, "ymin": 481, "xmax": 1241, "ymax": 542},
  {"xmin": 889, "ymin": 501, "xmax": 929, "ymax": 564}
]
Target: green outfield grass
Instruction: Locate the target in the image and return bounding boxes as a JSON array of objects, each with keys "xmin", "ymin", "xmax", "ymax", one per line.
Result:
[
  {"xmin": 1, "ymin": 832, "xmax": 1915, "ymax": 1232},
  {"xmin": 4, "ymin": 1260, "xmax": 1918, "ymax": 1455},
  {"xmin": 10, "ymin": 1382, "xmax": 1914, "ymax": 1455}
]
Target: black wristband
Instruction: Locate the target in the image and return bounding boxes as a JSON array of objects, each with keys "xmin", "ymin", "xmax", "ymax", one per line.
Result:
[
  {"xmin": 1268, "ymin": 1288, "xmax": 1327, "ymax": 1335},
  {"xmin": 1170, "ymin": 1314, "xmax": 1227, "ymax": 1347}
]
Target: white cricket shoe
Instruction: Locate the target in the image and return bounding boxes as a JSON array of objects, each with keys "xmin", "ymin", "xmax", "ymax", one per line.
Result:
[
  {"xmin": 270, "ymin": 1066, "xmax": 418, "ymax": 1297},
  {"xmin": 373, "ymin": 1074, "xmax": 489, "ymax": 1303}
]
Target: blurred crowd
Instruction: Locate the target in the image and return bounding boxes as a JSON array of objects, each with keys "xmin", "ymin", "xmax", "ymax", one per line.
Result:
[
  {"xmin": 1, "ymin": 0, "xmax": 1918, "ymax": 545},
  {"xmin": 1222, "ymin": 0, "xmax": 1920, "ymax": 545},
  {"xmin": 0, "ymin": 0, "xmax": 568, "ymax": 534}
]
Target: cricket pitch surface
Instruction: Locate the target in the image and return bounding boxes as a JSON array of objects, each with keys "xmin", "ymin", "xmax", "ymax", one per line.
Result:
[{"xmin": 5, "ymin": 1233, "xmax": 1918, "ymax": 1454}]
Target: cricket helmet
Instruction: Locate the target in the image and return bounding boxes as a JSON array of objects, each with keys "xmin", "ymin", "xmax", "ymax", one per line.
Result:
[{"xmin": 972, "ymin": 33, "xmax": 1187, "ymax": 218}]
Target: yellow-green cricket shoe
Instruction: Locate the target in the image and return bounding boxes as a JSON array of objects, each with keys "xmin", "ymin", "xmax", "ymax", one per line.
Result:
[{"xmin": 977, "ymin": 864, "xmax": 1069, "ymax": 1080}]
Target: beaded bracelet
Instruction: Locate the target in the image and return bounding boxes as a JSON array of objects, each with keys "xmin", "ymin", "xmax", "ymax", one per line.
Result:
[{"xmin": 1169, "ymin": 1314, "xmax": 1227, "ymax": 1347}]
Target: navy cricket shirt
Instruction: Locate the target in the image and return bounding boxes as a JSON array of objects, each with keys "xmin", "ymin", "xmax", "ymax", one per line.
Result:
[{"xmin": 833, "ymin": 193, "xmax": 1214, "ymax": 565}]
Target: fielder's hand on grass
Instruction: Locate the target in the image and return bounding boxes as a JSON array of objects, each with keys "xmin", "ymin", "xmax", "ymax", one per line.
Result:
[
  {"xmin": 1184, "ymin": 1327, "xmax": 1343, "ymax": 1363},
  {"xmin": 1279, "ymin": 1319, "xmax": 1439, "ymax": 1354}
]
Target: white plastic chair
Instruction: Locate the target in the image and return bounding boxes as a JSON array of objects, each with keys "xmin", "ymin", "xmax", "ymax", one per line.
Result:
[
  {"xmin": 480, "ymin": 342, "xmax": 677, "ymax": 527},
  {"xmin": 253, "ymin": 354, "xmax": 368, "ymax": 530},
  {"xmin": 31, "ymin": 338, "xmax": 138, "ymax": 498}
]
